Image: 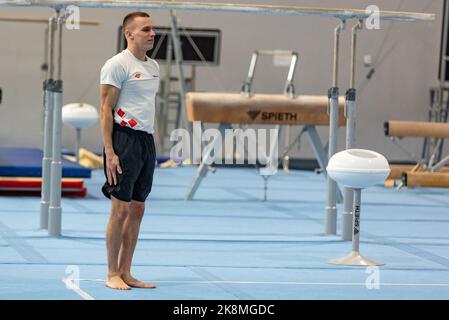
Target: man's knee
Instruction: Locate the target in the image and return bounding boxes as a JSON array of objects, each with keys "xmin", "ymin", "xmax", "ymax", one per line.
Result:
[
  {"xmin": 130, "ymin": 201, "xmax": 145, "ymax": 220},
  {"xmin": 111, "ymin": 197, "xmax": 132, "ymax": 222}
]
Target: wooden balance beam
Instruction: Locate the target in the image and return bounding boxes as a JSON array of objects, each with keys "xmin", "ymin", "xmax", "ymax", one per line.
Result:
[
  {"xmin": 384, "ymin": 120, "xmax": 449, "ymax": 138},
  {"xmin": 383, "ymin": 121, "xmax": 449, "ymax": 188},
  {"xmin": 186, "ymin": 92, "xmax": 346, "ymax": 125},
  {"xmin": 402, "ymin": 172, "xmax": 449, "ymax": 188},
  {"xmin": 388, "ymin": 164, "xmax": 449, "ymax": 180}
]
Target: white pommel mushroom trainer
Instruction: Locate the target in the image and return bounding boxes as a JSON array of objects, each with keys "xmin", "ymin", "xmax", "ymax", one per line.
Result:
[
  {"xmin": 62, "ymin": 102, "xmax": 98, "ymax": 129},
  {"xmin": 327, "ymin": 149, "xmax": 391, "ymax": 189},
  {"xmin": 62, "ymin": 103, "xmax": 99, "ymax": 162},
  {"xmin": 326, "ymin": 149, "xmax": 390, "ymax": 266}
]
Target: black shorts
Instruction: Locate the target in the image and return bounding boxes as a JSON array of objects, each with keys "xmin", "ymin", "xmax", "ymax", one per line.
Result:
[{"xmin": 102, "ymin": 123, "xmax": 156, "ymax": 202}]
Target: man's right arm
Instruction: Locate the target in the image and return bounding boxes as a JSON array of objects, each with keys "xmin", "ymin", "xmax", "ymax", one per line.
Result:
[{"xmin": 100, "ymin": 84, "xmax": 122, "ymax": 185}]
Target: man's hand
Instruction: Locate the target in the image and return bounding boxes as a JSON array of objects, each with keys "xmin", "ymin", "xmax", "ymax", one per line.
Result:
[{"xmin": 105, "ymin": 151, "xmax": 123, "ymax": 185}]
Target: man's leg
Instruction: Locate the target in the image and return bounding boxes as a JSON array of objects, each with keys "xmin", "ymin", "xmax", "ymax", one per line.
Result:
[
  {"xmin": 119, "ymin": 200, "xmax": 156, "ymax": 288},
  {"xmin": 105, "ymin": 196, "xmax": 131, "ymax": 290}
]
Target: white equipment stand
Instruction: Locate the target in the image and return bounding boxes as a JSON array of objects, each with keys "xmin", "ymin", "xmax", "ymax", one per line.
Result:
[
  {"xmin": 61, "ymin": 102, "xmax": 99, "ymax": 162},
  {"xmin": 327, "ymin": 149, "xmax": 390, "ymax": 266}
]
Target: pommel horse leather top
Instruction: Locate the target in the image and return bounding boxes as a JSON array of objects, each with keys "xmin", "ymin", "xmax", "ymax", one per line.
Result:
[{"xmin": 186, "ymin": 92, "xmax": 346, "ymax": 126}]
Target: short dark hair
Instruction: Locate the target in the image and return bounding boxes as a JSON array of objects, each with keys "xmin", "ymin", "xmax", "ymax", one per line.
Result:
[{"xmin": 123, "ymin": 12, "xmax": 150, "ymax": 30}]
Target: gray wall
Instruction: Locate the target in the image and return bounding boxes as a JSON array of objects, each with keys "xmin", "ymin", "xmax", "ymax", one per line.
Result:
[{"xmin": 0, "ymin": 0, "xmax": 444, "ymax": 162}]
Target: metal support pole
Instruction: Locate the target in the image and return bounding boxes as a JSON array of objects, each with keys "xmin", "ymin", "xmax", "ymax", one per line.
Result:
[
  {"xmin": 440, "ymin": 0, "xmax": 448, "ymax": 111},
  {"xmin": 185, "ymin": 124, "xmax": 229, "ymax": 200},
  {"xmin": 349, "ymin": 21, "xmax": 363, "ymax": 89},
  {"xmin": 169, "ymin": 10, "xmax": 190, "ymax": 132},
  {"xmin": 431, "ymin": 153, "xmax": 449, "ymax": 172},
  {"xmin": 282, "ymin": 125, "xmax": 290, "ymax": 174},
  {"xmin": 242, "ymin": 52, "xmax": 258, "ymax": 96},
  {"xmin": 325, "ymin": 20, "xmax": 345, "ymax": 235},
  {"xmin": 42, "ymin": 25, "xmax": 49, "ymax": 77},
  {"xmin": 48, "ymin": 10, "xmax": 63, "ymax": 236},
  {"xmin": 160, "ymin": 33, "xmax": 172, "ymax": 151},
  {"xmin": 328, "ymin": 188, "xmax": 383, "ymax": 266},
  {"xmin": 75, "ymin": 128, "xmax": 81, "ymax": 162},
  {"xmin": 39, "ymin": 14, "xmax": 56, "ymax": 230},
  {"xmin": 351, "ymin": 188, "xmax": 361, "ymax": 252},
  {"xmin": 342, "ymin": 20, "xmax": 363, "ymax": 241}
]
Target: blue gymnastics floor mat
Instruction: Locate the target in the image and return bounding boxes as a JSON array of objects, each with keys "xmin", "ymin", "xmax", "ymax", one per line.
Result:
[{"xmin": 0, "ymin": 147, "xmax": 91, "ymax": 178}]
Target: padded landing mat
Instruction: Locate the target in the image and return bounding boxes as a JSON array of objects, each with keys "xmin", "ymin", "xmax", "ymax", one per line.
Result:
[{"xmin": 0, "ymin": 147, "xmax": 91, "ymax": 178}]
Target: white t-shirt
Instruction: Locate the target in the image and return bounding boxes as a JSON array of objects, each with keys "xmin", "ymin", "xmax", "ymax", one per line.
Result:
[{"xmin": 100, "ymin": 49, "xmax": 160, "ymax": 134}]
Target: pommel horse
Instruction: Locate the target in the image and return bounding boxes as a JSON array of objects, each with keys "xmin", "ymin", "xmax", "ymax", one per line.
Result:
[
  {"xmin": 184, "ymin": 51, "xmax": 346, "ymax": 200},
  {"xmin": 184, "ymin": 91, "xmax": 346, "ymax": 200}
]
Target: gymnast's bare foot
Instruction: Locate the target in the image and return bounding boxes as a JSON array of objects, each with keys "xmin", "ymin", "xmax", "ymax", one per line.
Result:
[
  {"xmin": 106, "ymin": 274, "xmax": 131, "ymax": 290},
  {"xmin": 122, "ymin": 274, "xmax": 156, "ymax": 289}
]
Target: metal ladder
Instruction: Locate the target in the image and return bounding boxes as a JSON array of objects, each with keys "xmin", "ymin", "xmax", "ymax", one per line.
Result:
[
  {"xmin": 421, "ymin": 0, "xmax": 449, "ymax": 167},
  {"xmin": 156, "ymin": 78, "xmax": 190, "ymax": 155}
]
